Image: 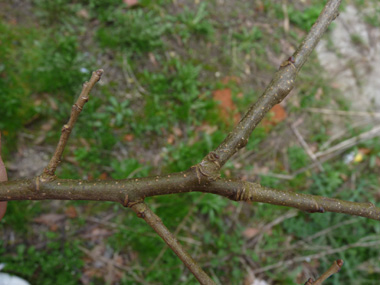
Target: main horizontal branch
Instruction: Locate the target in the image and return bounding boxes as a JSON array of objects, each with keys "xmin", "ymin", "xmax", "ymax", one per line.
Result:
[{"xmin": 1, "ymin": 169, "xmax": 378, "ymax": 221}]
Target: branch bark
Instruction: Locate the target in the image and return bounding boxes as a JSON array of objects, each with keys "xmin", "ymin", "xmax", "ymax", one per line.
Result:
[
  {"xmin": 130, "ymin": 202, "xmax": 215, "ymax": 285},
  {"xmin": 42, "ymin": 69, "xmax": 104, "ymax": 180},
  {"xmin": 197, "ymin": 0, "xmax": 342, "ymax": 180},
  {"xmin": 2, "ymin": 0, "xmax": 372, "ymax": 283},
  {"xmin": 1, "ymin": 174, "xmax": 379, "ymax": 221}
]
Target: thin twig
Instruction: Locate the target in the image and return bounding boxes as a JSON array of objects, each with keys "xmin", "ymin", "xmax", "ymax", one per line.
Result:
[
  {"xmin": 309, "ymin": 259, "xmax": 344, "ymax": 285},
  {"xmin": 130, "ymin": 202, "xmax": 215, "ymax": 285},
  {"xmin": 291, "ymin": 123, "xmax": 324, "ymax": 171},
  {"xmin": 306, "ymin": 107, "xmax": 380, "ymax": 118},
  {"xmin": 315, "ymin": 125, "xmax": 380, "ymax": 158},
  {"xmin": 253, "ymin": 240, "xmax": 380, "ymax": 274},
  {"xmin": 42, "ymin": 69, "xmax": 104, "ymax": 179},
  {"xmin": 78, "ymin": 245, "xmax": 147, "ymax": 284},
  {"xmin": 320, "ymin": 118, "xmax": 377, "ymax": 150}
]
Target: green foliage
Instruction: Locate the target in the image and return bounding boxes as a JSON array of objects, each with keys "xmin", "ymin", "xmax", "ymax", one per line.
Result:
[
  {"xmin": 288, "ymin": 145, "xmax": 309, "ymax": 171},
  {"xmin": 233, "ymin": 26, "xmax": 263, "ymax": 53},
  {"xmin": 138, "ymin": 57, "xmax": 216, "ymax": 134},
  {"xmin": 97, "ymin": 9, "xmax": 169, "ymax": 53},
  {"xmin": 110, "ymin": 158, "xmax": 150, "ymax": 179},
  {"xmin": 170, "ymin": 3, "xmax": 215, "ymax": 42},
  {"xmin": 0, "ymin": 241, "xmax": 84, "ymax": 284},
  {"xmin": 2, "ymin": 0, "xmax": 380, "ymax": 283},
  {"xmin": 288, "ymin": 3, "xmax": 324, "ymax": 31},
  {"xmin": 0, "ymin": 21, "xmax": 36, "ymax": 132}
]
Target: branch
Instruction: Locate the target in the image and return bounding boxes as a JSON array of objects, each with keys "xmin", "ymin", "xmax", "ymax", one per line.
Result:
[
  {"xmin": 197, "ymin": 0, "xmax": 342, "ymax": 180},
  {"xmin": 41, "ymin": 69, "xmax": 104, "ymax": 180},
  {"xmin": 1, "ymin": 174, "xmax": 379, "ymax": 221},
  {"xmin": 130, "ymin": 202, "xmax": 215, "ymax": 285},
  {"xmin": 304, "ymin": 259, "xmax": 344, "ymax": 285}
]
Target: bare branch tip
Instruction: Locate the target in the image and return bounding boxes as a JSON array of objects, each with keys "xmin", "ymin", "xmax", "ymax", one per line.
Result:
[
  {"xmin": 336, "ymin": 259, "xmax": 344, "ymax": 268},
  {"xmin": 95, "ymin": 69, "xmax": 104, "ymax": 78}
]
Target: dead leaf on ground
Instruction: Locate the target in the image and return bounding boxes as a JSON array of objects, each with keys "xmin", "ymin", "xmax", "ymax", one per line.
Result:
[
  {"xmin": 262, "ymin": 104, "xmax": 287, "ymax": 130},
  {"xmin": 197, "ymin": 123, "xmax": 217, "ymax": 135},
  {"xmin": 99, "ymin": 172, "xmax": 109, "ymax": 180},
  {"xmin": 65, "ymin": 206, "xmax": 78, "ymax": 219},
  {"xmin": 212, "ymin": 88, "xmax": 241, "ymax": 125},
  {"xmin": 167, "ymin": 134, "xmax": 175, "ymax": 145},
  {"xmin": 123, "ymin": 134, "xmax": 134, "ymax": 142},
  {"xmin": 243, "ymin": 227, "xmax": 260, "ymax": 239},
  {"xmin": 222, "ymin": 76, "xmax": 241, "ymax": 85},
  {"xmin": 34, "ymin": 213, "xmax": 65, "ymax": 231},
  {"xmin": 123, "ymin": 0, "xmax": 139, "ymax": 7}
]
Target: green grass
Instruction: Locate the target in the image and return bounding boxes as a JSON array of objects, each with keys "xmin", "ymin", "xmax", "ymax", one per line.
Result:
[{"xmin": 1, "ymin": 0, "xmax": 380, "ymax": 284}]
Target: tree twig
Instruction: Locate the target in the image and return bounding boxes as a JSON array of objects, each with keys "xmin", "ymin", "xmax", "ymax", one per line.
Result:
[
  {"xmin": 197, "ymin": 0, "xmax": 342, "ymax": 180},
  {"xmin": 307, "ymin": 259, "xmax": 344, "ymax": 285},
  {"xmin": 291, "ymin": 123, "xmax": 324, "ymax": 171},
  {"xmin": 306, "ymin": 107, "xmax": 380, "ymax": 118},
  {"xmin": 315, "ymin": 125, "xmax": 380, "ymax": 158},
  {"xmin": 41, "ymin": 69, "xmax": 104, "ymax": 180},
  {"xmin": 130, "ymin": 202, "xmax": 215, "ymax": 285}
]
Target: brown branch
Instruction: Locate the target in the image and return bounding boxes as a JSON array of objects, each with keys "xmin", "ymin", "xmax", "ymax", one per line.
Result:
[
  {"xmin": 1, "ymin": 174, "xmax": 379, "ymax": 221},
  {"xmin": 197, "ymin": 0, "xmax": 342, "ymax": 180},
  {"xmin": 307, "ymin": 259, "xmax": 344, "ymax": 285},
  {"xmin": 130, "ymin": 202, "xmax": 215, "ymax": 285},
  {"xmin": 254, "ymin": 240, "xmax": 380, "ymax": 274},
  {"xmin": 41, "ymin": 69, "xmax": 104, "ymax": 180}
]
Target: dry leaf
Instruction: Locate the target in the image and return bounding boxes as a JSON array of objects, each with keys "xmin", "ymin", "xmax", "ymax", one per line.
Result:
[
  {"xmin": 65, "ymin": 206, "xmax": 78, "ymax": 219},
  {"xmin": 34, "ymin": 213, "xmax": 65, "ymax": 231},
  {"xmin": 99, "ymin": 172, "xmax": 108, "ymax": 180},
  {"xmin": 167, "ymin": 134, "xmax": 175, "ymax": 145},
  {"xmin": 77, "ymin": 9, "xmax": 89, "ymax": 19},
  {"xmin": 243, "ymin": 227, "xmax": 260, "ymax": 239},
  {"xmin": 212, "ymin": 88, "xmax": 241, "ymax": 125},
  {"xmin": 123, "ymin": 134, "xmax": 134, "ymax": 142},
  {"xmin": 148, "ymin": 52, "xmax": 158, "ymax": 67},
  {"xmin": 222, "ymin": 76, "xmax": 241, "ymax": 85},
  {"xmin": 123, "ymin": 0, "xmax": 139, "ymax": 7},
  {"xmin": 262, "ymin": 104, "xmax": 287, "ymax": 130}
]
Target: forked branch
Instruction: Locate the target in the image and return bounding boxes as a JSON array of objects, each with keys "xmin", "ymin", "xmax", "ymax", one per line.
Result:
[
  {"xmin": 1, "ymin": 0, "xmax": 373, "ymax": 283},
  {"xmin": 197, "ymin": 0, "xmax": 342, "ymax": 180}
]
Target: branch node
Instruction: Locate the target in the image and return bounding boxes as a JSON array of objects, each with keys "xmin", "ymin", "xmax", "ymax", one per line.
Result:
[
  {"xmin": 73, "ymin": 104, "xmax": 83, "ymax": 111},
  {"xmin": 34, "ymin": 176, "xmax": 41, "ymax": 192},
  {"xmin": 62, "ymin": 124, "xmax": 70, "ymax": 132}
]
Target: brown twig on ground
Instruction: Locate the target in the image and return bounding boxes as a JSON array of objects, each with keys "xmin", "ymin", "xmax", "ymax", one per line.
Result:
[
  {"xmin": 306, "ymin": 107, "xmax": 380, "ymax": 118},
  {"xmin": 305, "ymin": 259, "xmax": 344, "ymax": 285},
  {"xmin": 253, "ymin": 240, "xmax": 380, "ymax": 274},
  {"xmin": 315, "ymin": 125, "xmax": 380, "ymax": 158},
  {"xmin": 291, "ymin": 123, "xmax": 324, "ymax": 172},
  {"xmin": 41, "ymin": 69, "xmax": 104, "ymax": 180},
  {"xmin": 130, "ymin": 202, "xmax": 215, "ymax": 285}
]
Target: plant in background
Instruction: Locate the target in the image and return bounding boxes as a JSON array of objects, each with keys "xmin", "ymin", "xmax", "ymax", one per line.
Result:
[{"xmin": 1, "ymin": 0, "xmax": 379, "ymax": 284}]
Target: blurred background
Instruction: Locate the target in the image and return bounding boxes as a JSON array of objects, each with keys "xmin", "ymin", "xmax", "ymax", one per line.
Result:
[{"xmin": 0, "ymin": 0, "xmax": 380, "ymax": 284}]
